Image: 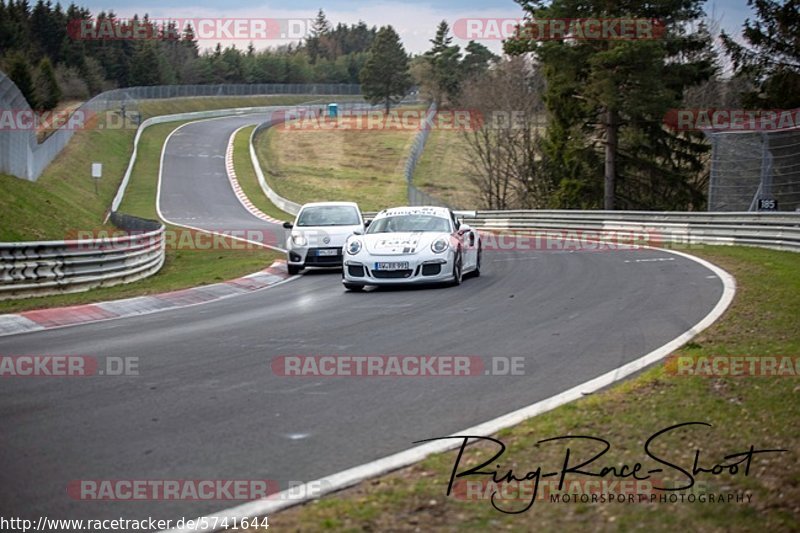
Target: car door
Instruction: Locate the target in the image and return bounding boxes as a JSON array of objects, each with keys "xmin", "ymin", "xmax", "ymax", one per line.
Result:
[{"xmin": 452, "ymin": 212, "xmax": 477, "ymax": 269}]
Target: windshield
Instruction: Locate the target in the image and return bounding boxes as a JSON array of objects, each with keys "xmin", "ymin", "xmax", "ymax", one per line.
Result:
[
  {"xmin": 296, "ymin": 206, "xmax": 361, "ymax": 227},
  {"xmin": 366, "ymin": 215, "xmax": 452, "ymax": 234}
]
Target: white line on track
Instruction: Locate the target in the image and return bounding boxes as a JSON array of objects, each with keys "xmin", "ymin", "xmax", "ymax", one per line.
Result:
[
  {"xmin": 162, "ymin": 246, "xmax": 736, "ymax": 532},
  {"xmin": 156, "ymin": 118, "xmax": 287, "ymax": 254}
]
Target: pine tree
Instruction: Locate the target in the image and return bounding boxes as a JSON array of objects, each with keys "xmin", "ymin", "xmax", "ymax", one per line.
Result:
[
  {"xmin": 424, "ymin": 21, "xmax": 463, "ymax": 106},
  {"xmin": 721, "ymin": 0, "xmax": 800, "ymax": 108},
  {"xmin": 507, "ymin": 0, "xmax": 715, "ymax": 210},
  {"xmin": 181, "ymin": 23, "xmax": 200, "ymax": 58},
  {"xmin": 307, "ymin": 8, "xmax": 331, "ymax": 64},
  {"xmin": 34, "ymin": 56, "xmax": 61, "ymax": 110},
  {"xmin": 129, "ymin": 42, "xmax": 161, "ymax": 86},
  {"xmin": 461, "ymin": 41, "xmax": 498, "ymax": 79},
  {"xmin": 7, "ymin": 52, "xmax": 38, "ymax": 109},
  {"xmin": 360, "ymin": 25, "xmax": 413, "ymax": 112}
]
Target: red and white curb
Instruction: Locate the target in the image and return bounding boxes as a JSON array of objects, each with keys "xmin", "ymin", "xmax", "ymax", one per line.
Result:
[
  {"xmin": 226, "ymin": 127, "xmax": 285, "ymax": 224},
  {"xmin": 0, "ymin": 261, "xmax": 291, "ymax": 337}
]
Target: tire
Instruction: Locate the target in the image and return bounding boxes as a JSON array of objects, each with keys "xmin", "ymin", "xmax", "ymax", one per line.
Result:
[
  {"xmin": 287, "ymin": 264, "xmax": 301, "ymax": 276},
  {"xmin": 473, "ymin": 242, "xmax": 482, "ymax": 278},
  {"xmin": 451, "ymin": 250, "xmax": 463, "ymax": 286},
  {"xmin": 343, "ymin": 283, "xmax": 364, "ymax": 292}
]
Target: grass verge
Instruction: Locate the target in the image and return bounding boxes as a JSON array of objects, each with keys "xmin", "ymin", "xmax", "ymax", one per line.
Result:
[
  {"xmin": 136, "ymin": 95, "xmax": 317, "ymax": 120},
  {"xmin": 253, "ymin": 110, "xmax": 419, "ymax": 212},
  {"xmin": 413, "ymin": 129, "xmax": 479, "ymax": 209},
  {"xmin": 232, "ymin": 125, "xmax": 292, "ymax": 222},
  {"xmin": 247, "ymin": 245, "xmax": 799, "ymax": 532},
  {"xmin": 0, "ymin": 119, "xmax": 280, "ymax": 314},
  {"xmin": 0, "ymin": 95, "xmax": 318, "ymax": 242},
  {"xmin": 0, "ymin": 118, "xmax": 132, "ymax": 241}
]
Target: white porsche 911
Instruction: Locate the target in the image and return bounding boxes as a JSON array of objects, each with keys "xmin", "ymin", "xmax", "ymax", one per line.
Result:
[{"xmin": 342, "ymin": 206, "xmax": 481, "ymax": 291}]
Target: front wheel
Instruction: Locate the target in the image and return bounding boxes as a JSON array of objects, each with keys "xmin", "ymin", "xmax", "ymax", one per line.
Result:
[
  {"xmin": 287, "ymin": 264, "xmax": 301, "ymax": 276},
  {"xmin": 472, "ymin": 242, "xmax": 482, "ymax": 278},
  {"xmin": 343, "ymin": 283, "xmax": 364, "ymax": 292},
  {"xmin": 451, "ymin": 250, "xmax": 463, "ymax": 286}
]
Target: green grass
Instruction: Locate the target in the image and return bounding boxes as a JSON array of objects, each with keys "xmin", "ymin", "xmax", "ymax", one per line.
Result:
[
  {"xmin": 249, "ymin": 245, "xmax": 800, "ymax": 532},
  {"xmin": 253, "ymin": 109, "xmax": 419, "ymax": 212},
  {"xmin": 413, "ymin": 128, "xmax": 479, "ymax": 209},
  {"xmin": 0, "ymin": 119, "xmax": 280, "ymax": 314},
  {"xmin": 136, "ymin": 95, "xmax": 319, "ymax": 120},
  {"xmin": 0, "ymin": 95, "xmax": 323, "ymax": 242},
  {"xmin": 0, "ymin": 117, "xmax": 133, "ymax": 241},
  {"xmin": 231, "ymin": 125, "xmax": 292, "ymax": 222}
]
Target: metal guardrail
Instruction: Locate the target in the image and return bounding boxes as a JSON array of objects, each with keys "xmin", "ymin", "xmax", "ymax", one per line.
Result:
[
  {"xmin": 250, "ymin": 119, "xmax": 302, "ymax": 217},
  {"xmin": 0, "ymin": 213, "xmax": 165, "ymax": 300},
  {"xmin": 247, "ymin": 101, "xmax": 392, "ymax": 217},
  {"xmin": 468, "ymin": 210, "xmax": 800, "ymax": 252},
  {"xmin": 0, "ymin": 73, "xmax": 364, "ymax": 182},
  {"xmin": 110, "ymin": 105, "xmax": 302, "ymax": 214}
]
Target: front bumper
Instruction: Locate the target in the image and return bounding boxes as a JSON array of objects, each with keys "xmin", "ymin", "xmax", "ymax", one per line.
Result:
[
  {"xmin": 342, "ymin": 254, "xmax": 454, "ymax": 285},
  {"xmin": 287, "ymin": 247, "xmax": 344, "ymax": 268}
]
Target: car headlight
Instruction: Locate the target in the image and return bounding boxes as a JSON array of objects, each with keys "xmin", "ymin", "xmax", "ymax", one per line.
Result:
[
  {"xmin": 291, "ymin": 233, "xmax": 307, "ymax": 246},
  {"xmin": 347, "ymin": 239, "xmax": 362, "ymax": 255},
  {"xmin": 431, "ymin": 237, "xmax": 449, "ymax": 253}
]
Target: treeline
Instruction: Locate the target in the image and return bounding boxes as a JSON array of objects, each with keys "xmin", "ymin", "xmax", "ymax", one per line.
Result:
[
  {"xmin": 453, "ymin": 0, "xmax": 799, "ymax": 211},
  {"xmin": 0, "ymin": 4, "xmax": 376, "ymax": 109}
]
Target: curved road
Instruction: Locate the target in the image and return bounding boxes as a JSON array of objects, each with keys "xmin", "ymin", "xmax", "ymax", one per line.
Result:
[{"xmin": 0, "ymin": 114, "xmax": 725, "ymax": 527}]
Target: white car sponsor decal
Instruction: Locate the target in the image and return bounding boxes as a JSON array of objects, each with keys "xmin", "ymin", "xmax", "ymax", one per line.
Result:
[{"xmin": 372, "ymin": 233, "xmax": 423, "ymax": 254}]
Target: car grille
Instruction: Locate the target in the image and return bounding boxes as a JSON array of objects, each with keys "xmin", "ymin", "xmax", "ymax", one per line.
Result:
[
  {"xmin": 421, "ymin": 264, "xmax": 441, "ymax": 276},
  {"xmin": 372, "ymin": 269, "xmax": 413, "ymax": 279},
  {"xmin": 305, "ymin": 248, "xmax": 342, "ymax": 265}
]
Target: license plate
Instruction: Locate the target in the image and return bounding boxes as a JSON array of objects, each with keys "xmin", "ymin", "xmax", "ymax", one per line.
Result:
[
  {"xmin": 316, "ymin": 249, "xmax": 339, "ymax": 256},
  {"xmin": 374, "ymin": 262, "xmax": 409, "ymax": 271}
]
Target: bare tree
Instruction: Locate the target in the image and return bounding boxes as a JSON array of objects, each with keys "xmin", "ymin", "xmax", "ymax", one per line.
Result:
[{"xmin": 459, "ymin": 58, "xmax": 552, "ymax": 209}]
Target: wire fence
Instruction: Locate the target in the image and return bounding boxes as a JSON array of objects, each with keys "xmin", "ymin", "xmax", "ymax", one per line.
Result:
[
  {"xmin": 706, "ymin": 127, "xmax": 800, "ymax": 212},
  {"xmin": 403, "ymin": 102, "xmax": 452, "ymax": 208},
  {"xmin": 0, "ymin": 72, "xmax": 362, "ymax": 182}
]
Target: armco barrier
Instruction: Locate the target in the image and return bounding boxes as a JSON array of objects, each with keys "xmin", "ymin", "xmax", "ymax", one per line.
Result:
[
  {"xmin": 468, "ymin": 210, "xmax": 800, "ymax": 252},
  {"xmin": 246, "ymin": 101, "xmax": 391, "ymax": 217},
  {"xmin": 112, "ymin": 101, "xmax": 386, "ymax": 217},
  {"xmin": 110, "ymin": 105, "xmax": 299, "ymax": 213},
  {"xmin": 0, "ymin": 72, "xmax": 363, "ymax": 182},
  {"xmin": 249, "ymin": 120, "xmax": 302, "ymax": 216},
  {"xmin": 0, "ymin": 213, "xmax": 165, "ymax": 300}
]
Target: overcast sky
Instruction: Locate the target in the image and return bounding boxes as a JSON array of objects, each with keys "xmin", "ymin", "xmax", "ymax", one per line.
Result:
[{"xmin": 76, "ymin": 0, "xmax": 756, "ymax": 55}]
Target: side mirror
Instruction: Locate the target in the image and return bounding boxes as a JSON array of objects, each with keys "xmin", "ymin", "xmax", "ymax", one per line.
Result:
[
  {"xmin": 282, "ymin": 221, "xmax": 293, "ymax": 229},
  {"xmin": 457, "ymin": 223, "xmax": 471, "ymax": 235},
  {"xmin": 364, "ymin": 220, "xmax": 371, "ymax": 227}
]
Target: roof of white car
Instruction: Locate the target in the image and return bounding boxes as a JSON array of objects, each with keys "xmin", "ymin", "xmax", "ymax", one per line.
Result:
[
  {"xmin": 299, "ymin": 201, "xmax": 360, "ymax": 209},
  {"xmin": 375, "ymin": 206, "xmax": 451, "ymax": 219}
]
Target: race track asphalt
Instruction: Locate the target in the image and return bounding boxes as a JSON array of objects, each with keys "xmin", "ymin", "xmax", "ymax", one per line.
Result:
[{"xmin": 0, "ymin": 114, "xmax": 725, "ymax": 529}]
